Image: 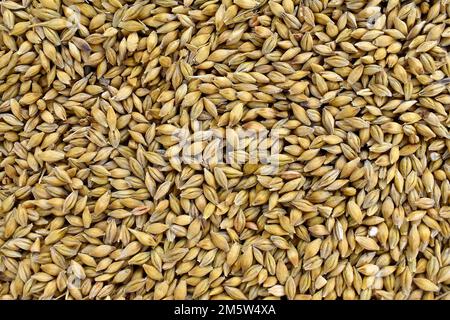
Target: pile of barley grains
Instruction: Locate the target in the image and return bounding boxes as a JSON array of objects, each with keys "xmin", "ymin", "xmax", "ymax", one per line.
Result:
[{"xmin": 0, "ymin": 0, "xmax": 450, "ymax": 300}]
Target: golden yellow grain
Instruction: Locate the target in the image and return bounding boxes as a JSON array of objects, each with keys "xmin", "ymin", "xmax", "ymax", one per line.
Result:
[{"xmin": 0, "ymin": 0, "xmax": 449, "ymax": 302}]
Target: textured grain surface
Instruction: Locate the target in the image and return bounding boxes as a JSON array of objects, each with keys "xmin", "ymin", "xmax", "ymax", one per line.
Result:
[{"xmin": 0, "ymin": 0, "xmax": 450, "ymax": 300}]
